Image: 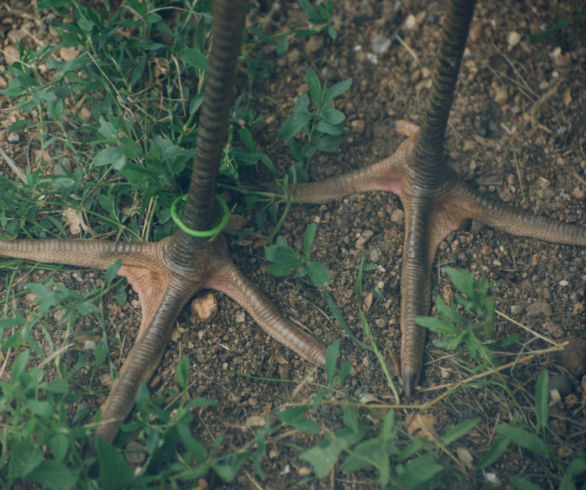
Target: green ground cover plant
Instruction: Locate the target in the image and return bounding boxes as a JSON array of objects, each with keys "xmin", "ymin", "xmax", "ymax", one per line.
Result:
[{"xmin": 0, "ymin": 1, "xmax": 583, "ymax": 488}]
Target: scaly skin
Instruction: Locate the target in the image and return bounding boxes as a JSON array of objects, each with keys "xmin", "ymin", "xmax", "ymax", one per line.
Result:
[
  {"xmin": 0, "ymin": 0, "xmax": 325, "ymax": 443},
  {"xmin": 292, "ymin": 0, "xmax": 585, "ymax": 396}
]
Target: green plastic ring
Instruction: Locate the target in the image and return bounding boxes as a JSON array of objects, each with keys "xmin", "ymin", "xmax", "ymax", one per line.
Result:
[{"xmin": 171, "ymin": 194, "xmax": 230, "ymax": 238}]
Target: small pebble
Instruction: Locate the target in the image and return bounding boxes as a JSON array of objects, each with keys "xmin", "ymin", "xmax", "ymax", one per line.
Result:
[
  {"xmin": 191, "ymin": 293, "xmax": 217, "ymax": 321},
  {"xmin": 351, "ymin": 119, "xmax": 365, "ymax": 134},
  {"xmin": 390, "ymin": 209, "xmax": 404, "ymax": 223},
  {"xmin": 507, "ymin": 31, "xmax": 521, "ymax": 47},
  {"xmin": 548, "ymin": 373, "xmax": 574, "ymax": 397},
  {"xmin": 526, "ymin": 301, "xmax": 552, "ymax": 318},
  {"xmin": 371, "ymin": 34, "xmax": 391, "ymax": 54},
  {"xmin": 510, "ymin": 305, "xmax": 522, "ymax": 315},
  {"xmin": 125, "ymin": 441, "xmax": 147, "ymax": 465},
  {"xmin": 7, "ymin": 133, "xmax": 20, "ymax": 144}
]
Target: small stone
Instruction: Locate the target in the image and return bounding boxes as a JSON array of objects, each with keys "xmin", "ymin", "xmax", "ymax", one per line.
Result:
[
  {"xmin": 371, "ymin": 34, "xmax": 391, "ymax": 54},
  {"xmin": 510, "ymin": 305, "xmax": 522, "ymax": 315},
  {"xmin": 493, "ymin": 86, "xmax": 507, "ymax": 105},
  {"xmin": 369, "ymin": 248, "xmax": 381, "ymax": 262},
  {"xmin": 245, "ymin": 415, "xmax": 266, "ymax": 428},
  {"xmin": 562, "ymin": 88, "xmax": 572, "ymax": 106},
  {"xmin": 59, "ymin": 47, "xmax": 78, "ymax": 62},
  {"xmin": 390, "ymin": 209, "xmax": 404, "ymax": 223},
  {"xmin": 468, "ymin": 21, "xmax": 483, "ymax": 43},
  {"xmin": 558, "ymin": 280, "xmax": 569, "ymax": 287},
  {"xmin": 356, "ymin": 230, "xmax": 374, "ymax": 249},
  {"xmin": 25, "ymin": 293, "xmax": 37, "ymax": 304},
  {"xmin": 548, "ymin": 373, "xmax": 574, "ymax": 397},
  {"xmin": 572, "ymin": 187, "xmax": 584, "ymax": 200},
  {"xmin": 304, "ymin": 36, "xmax": 323, "ymax": 55},
  {"xmin": 191, "ymin": 293, "xmax": 217, "ymax": 321},
  {"xmin": 507, "ymin": 31, "xmax": 521, "ymax": 47},
  {"xmin": 526, "ymin": 301, "xmax": 552, "ymax": 318},
  {"xmin": 559, "ymin": 337, "xmax": 586, "ymax": 377},
  {"xmin": 83, "ymin": 339, "xmax": 97, "ymax": 350},
  {"xmin": 125, "ymin": 441, "xmax": 147, "ymax": 465},
  {"xmin": 366, "ymin": 52, "xmax": 378, "ymax": 65},
  {"xmin": 403, "ymin": 14, "xmax": 418, "ymax": 30},
  {"xmin": 351, "ymin": 119, "xmax": 365, "ymax": 134},
  {"xmin": 7, "ymin": 132, "xmax": 20, "ymax": 144}
]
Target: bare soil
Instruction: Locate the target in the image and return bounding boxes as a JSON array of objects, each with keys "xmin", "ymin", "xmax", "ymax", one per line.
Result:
[{"xmin": 0, "ymin": 0, "xmax": 584, "ymax": 488}]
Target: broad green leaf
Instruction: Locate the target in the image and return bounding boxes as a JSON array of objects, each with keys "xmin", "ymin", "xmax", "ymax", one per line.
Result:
[
  {"xmin": 265, "ymin": 243, "xmax": 298, "ymax": 264},
  {"xmin": 299, "ymin": 0, "xmax": 319, "ymax": 20},
  {"xmin": 267, "ymin": 261, "xmax": 296, "ymax": 276},
  {"xmin": 342, "ymin": 405, "xmax": 358, "ymax": 433},
  {"xmin": 396, "ymin": 454, "xmax": 444, "ymax": 488},
  {"xmin": 306, "ymin": 68, "xmax": 322, "ymax": 106},
  {"xmin": 510, "ymin": 476, "xmax": 542, "ymax": 490},
  {"xmin": 303, "ymin": 222, "xmax": 317, "ymax": 258},
  {"xmin": 28, "ymin": 460, "xmax": 77, "ymax": 490},
  {"xmin": 190, "ymin": 93, "xmax": 204, "ymax": 115},
  {"xmin": 444, "ymin": 267, "xmax": 475, "ymax": 297},
  {"xmin": 180, "ymin": 47, "xmax": 208, "ymax": 71},
  {"xmin": 27, "ymin": 399, "xmax": 53, "ymax": 417},
  {"xmin": 478, "ymin": 435, "xmax": 511, "ymax": 469},
  {"xmin": 78, "ymin": 301, "xmax": 100, "ymax": 315},
  {"xmin": 328, "ymin": 24, "xmax": 337, "ymax": 41},
  {"xmin": 316, "ymin": 119, "xmax": 344, "ymax": 135},
  {"xmin": 97, "ymin": 438, "xmax": 133, "ymax": 489},
  {"xmin": 45, "ymin": 378, "xmax": 69, "ymax": 394},
  {"xmin": 11, "ymin": 349, "xmax": 30, "ymax": 381},
  {"xmin": 535, "ymin": 369, "xmax": 549, "ymax": 431},
  {"xmin": 175, "ymin": 356, "xmax": 190, "ymax": 389},
  {"xmin": 441, "ymin": 417, "xmax": 481, "ymax": 446},
  {"xmin": 177, "ymin": 422, "xmax": 208, "ymax": 461},
  {"xmin": 94, "ymin": 146, "xmax": 126, "ymax": 170},
  {"xmin": 300, "ymin": 427, "xmax": 366, "ymax": 477},
  {"xmin": 560, "ymin": 457, "xmax": 586, "ymax": 490},
  {"xmin": 276, "ymin": 405, "xmax": 309, "ymax": 424},
  {"xmin": 97, "ymin": 117, "xmax": 118, "ymax": 141},
  {"xmin": 8, "ymin": 439, "xmax": 42, "ymax": 478},
  {"xmin": 323, "ymin": 78, "xmax": 352, "ymax": 106},
  {"xmin": 325, "ymin": 340, "xmax": 340, "ymax": 385},
  {"xmin": 306, "ymin": 261, "xmax": 330, "ymax": 287},
  {"xmin": 316, "ymin": 133, "xmax": 346, "ymax": 152},
  {"xmin": 415, "ymin": 315, "xmax": 452, "ymax": 331},
  {"xmin": 277, "ymin": 112, "xmax": 312, "ymax": 140},
  {"xmin": 321, "ymin": 107, "xmax": 346, "ymax": 124},
  {"xmin": 212, "ymin": 452, "xmax": 250, "ymax": 482},
  {"xmin": 238, "ymin": 128, "xmax": 256, "ymax": 151},
  {"xmin": 49, "ymin": 433, "xmax": 69, "ymax": 461},
  {"xmin": 276, "ymin": 406, "xmax": 320, "ymax": 435},
  {"xmin": 105, "ymin": 258, "xmax": 122, "ymax": 285},
  {"xmin": 496, "ymin": 424, "xmax": 550, "ymax": 458}
]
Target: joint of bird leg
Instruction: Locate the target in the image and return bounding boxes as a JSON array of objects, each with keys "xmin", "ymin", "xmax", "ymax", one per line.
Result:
[{"xmin": 171, "ymin": 194, "xmax": 230, "ymax": 238}]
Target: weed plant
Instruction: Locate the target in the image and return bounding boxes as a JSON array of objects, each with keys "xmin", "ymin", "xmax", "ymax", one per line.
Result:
[{"xmin": 0, "ymin": 1, "xmax": 584, "ymax": 489}]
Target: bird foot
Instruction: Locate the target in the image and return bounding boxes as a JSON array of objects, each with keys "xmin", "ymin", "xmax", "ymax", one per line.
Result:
[
  {"xmin": 293, "ymin": 123, "xmax": 585, "ymax": 395},
  {"xmin": 0, "ymin": 232, "xmax": 325, "ymax": 441}
]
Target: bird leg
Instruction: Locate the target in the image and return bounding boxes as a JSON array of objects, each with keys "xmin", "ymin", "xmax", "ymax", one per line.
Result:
[
  {"xmin": 0, "ymin": 0, "xmax": 325, "ymax": 442},
  {"xmin": 293, "ymin": 0, "xmax": 585, "ymax": 397}
]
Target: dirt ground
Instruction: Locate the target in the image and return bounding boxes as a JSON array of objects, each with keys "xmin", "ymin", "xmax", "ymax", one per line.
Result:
[{"xmin": 1, "ymin": 0, "xmax": 584, "ymax": 488}]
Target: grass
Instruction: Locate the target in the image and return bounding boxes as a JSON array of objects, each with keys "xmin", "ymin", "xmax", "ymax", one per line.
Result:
[{"xmin": 0, "ymin": 0, "xmax": 584, "ymax": 488}]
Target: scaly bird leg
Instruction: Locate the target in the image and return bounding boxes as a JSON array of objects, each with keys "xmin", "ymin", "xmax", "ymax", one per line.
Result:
[
  {"xmin": 1, "ymin": 0, "xmax": 325, "ymax": 442},
  {"xmin": 293, "ymin": 0, "xmax": 585, "ymax": 397},
  {"xmin": 0, "ymin": 234, "xmax": 325, "ymax": 441}
]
